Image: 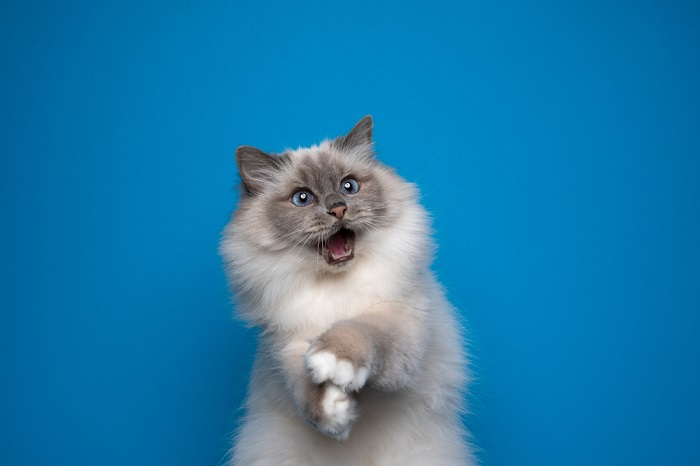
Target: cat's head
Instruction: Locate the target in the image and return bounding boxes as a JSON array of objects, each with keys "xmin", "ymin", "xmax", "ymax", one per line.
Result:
[{"xmin": 231, "ymin": 116, "xmax": 402, "ymax": 274}]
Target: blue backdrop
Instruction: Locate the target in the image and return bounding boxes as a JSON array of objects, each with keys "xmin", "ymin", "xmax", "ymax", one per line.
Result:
[{"xmin": 2, "ymin": 1, "xmax": 699, "ymax": 465}]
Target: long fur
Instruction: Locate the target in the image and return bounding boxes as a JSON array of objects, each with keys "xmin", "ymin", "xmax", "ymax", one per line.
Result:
[{"xmin": 220, "ymin": 117, "xmax": 476, "ymax": 465}]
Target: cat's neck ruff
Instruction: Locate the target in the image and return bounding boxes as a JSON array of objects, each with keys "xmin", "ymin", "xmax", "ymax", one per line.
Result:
[{"xmin": 222, "ymin": 197, "xmax": 433, "ymax": 336}]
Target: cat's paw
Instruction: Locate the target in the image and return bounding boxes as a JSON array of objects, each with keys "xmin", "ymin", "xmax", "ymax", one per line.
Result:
[
  {"xmin": 305, "ymin": 346, "xmax": 370, "ymax": 392},
  {"xmin": 310, "ymin": 383, "xmax": 357, "ymax": 440}
]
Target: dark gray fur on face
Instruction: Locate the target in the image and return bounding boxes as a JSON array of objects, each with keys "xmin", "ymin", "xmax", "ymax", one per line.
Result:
[{"xmin": 234, "ymin": 116, "xmax": 388, "ymax": 258}]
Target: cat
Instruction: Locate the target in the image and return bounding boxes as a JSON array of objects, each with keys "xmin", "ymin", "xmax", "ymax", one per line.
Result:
[{"xmin": 220, "ymin": 116, "xmax": 476, "ymax": 465}]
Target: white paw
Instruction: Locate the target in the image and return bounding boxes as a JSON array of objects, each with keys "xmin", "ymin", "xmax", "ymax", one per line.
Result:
[
  {"xmin": 305, "ymin": 349, "xmax": 369, "ymax": 391},
  {"xmin": 320, "ymin": 384, "xmax": 356, "ymax": 440}
]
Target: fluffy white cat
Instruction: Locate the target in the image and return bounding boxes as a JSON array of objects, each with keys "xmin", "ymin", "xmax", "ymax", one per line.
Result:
[{"xmin": 220, "ymin": 116, "xmax": 476, "ymax": 465}]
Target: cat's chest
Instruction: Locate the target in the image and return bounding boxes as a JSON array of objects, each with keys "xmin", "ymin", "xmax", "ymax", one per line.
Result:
[
  {"xmin": 277, "ymin": 270, "xmax": 390, "ymax": 332},
  {"xmin": 294, "ymin": 278, "xmax": 372, "ymax": 313}
]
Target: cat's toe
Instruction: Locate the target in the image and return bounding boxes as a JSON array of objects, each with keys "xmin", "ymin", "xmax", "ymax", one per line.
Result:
[
  {"xmin": 331, "ymin": 359, "xmax": 355, "ymax": 387},
  {"xmin": 305, "ymin": 348, "xmax": 368, "ymax": 391},
  {"xmin": 306, "ymin": 349, "xmax": 338, "ymax": 384},
  {"xmin": 348, "ymin": 365, "xmax": 369, "ymax": 391},
  {"xmin": 318, "ymin": 384, "xmax": 356, "ymax": 440}
]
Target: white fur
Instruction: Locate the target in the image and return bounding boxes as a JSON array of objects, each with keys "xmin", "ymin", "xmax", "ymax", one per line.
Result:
[
  {"xmin": 221, "ymin": 138, "xmax": 476, "ymax": 465},
  {"xmin": 306, "ymin": 350, "xmax": 338, "ymax": 384},
  {"xmin": 320, "ymin": 384, "xmax": 355, "ymax": 440},
  {"xmin": 305, "ymin": 348, "xmax": 369, "ymax": 391}
]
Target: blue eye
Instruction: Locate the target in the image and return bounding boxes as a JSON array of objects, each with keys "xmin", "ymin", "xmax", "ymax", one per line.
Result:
[
  {"xmin": 340, "ymin": 178, "xmax": 360, "ymax": 194},
  {"xmin": 291, "ymin": 190, "xmax": 314, "ymax": 206}
]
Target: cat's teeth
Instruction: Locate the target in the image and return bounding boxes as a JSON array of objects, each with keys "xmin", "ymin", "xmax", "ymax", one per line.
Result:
[
  {"xmin": 322, "ymin": 228, "xmax": 356, "ymax": 265},
  {"xmin": 330, "ymin": 249, "xmax": 353, "ymax": 261}
]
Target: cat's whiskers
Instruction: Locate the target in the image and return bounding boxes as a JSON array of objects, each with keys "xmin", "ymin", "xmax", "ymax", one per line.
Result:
[
  {"xmin": 315, "ymin": 236, "xmax": 326, "ymax": 277},
  {"xmin": 355, "ymin": 222, "xmax": 389, "ymax": 235},
  {"xmin": 418, "ymin": 190, "xmax": 438, "ymax": 202},
  {"xmin": 349, "ymin": 215, "xmax": 391, "ymax": 230},
  {"xmin": 267, "ymin": 227, "xmax": 316, "ymax": 245},
  {"xmin": 292, "ymin": 233, "xmax": 315, "ymax": 265},
  {"xmin": 241, "ymin": 226, "xmax": 325, "ymax": 255}
]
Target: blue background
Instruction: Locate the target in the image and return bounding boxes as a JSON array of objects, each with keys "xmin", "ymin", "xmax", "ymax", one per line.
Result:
[{"xmin": 2, "ymin": 1, "xmax": 699, "ymax": 465}]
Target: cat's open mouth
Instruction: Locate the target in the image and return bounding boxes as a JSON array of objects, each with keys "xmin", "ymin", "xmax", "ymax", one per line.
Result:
[{"xmin": 320, "ymin": 228, "xmax": 355, "ymax": 265}]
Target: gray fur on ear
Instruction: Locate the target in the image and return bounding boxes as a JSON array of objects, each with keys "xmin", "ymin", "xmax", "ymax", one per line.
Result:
[
  {"xmin": 334, "ymin": 115, "xmax": 374, "ymax": 152},
  {"xmin": 235, "ymin": 145, "xmax": 284, "ymax": 194}
]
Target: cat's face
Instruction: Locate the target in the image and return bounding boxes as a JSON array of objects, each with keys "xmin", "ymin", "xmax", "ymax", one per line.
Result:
[{"xmin": 234, "ymin": 116, "xmax": 392, "ymax": 273}]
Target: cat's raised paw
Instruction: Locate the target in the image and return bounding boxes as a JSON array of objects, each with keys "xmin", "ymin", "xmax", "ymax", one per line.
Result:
[
  {"xmin": 313, "ymin": 384, "xmax": 357, "ymax": 440},
  {"xmin": 305, "ymin": 348, "xmax": 369, "ymax": 392}
]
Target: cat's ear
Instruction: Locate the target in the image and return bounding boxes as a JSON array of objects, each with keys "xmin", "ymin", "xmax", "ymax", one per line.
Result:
[
  {"xmin": 334, "ymin": 115, "xmax": 374, "ymax": 152},
  {"xmin": 235, "ymin": 145, "xmax": 283, "ymax": 194}
]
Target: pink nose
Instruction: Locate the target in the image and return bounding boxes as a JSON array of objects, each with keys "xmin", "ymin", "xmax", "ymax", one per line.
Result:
[{"xmin": 329, "ymin": 204, "xmax": 347, "ymax": 219}]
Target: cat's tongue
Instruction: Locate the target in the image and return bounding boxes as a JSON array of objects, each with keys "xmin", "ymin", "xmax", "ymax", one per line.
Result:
[
  {"xmin": 327, "ymin": 233, "xmax": 347, "ymax": 256},
  {"xmin": 323, "ymin": 228, "xmax": 355, "ymax": 264}
]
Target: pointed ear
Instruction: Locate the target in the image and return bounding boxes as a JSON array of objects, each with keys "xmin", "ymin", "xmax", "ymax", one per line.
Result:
[
  {"xmin": 235, "ymin": 145, "xmax": 283, "ymax": 194},
  {"xmin": 334, "ymin": 115, "xmax": 374, "ymax": 152}
]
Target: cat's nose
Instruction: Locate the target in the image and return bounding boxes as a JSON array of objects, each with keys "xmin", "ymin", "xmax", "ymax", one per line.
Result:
[{"xmin": 328, "ymin": 202, "xmax": 347, "ymax": 219}]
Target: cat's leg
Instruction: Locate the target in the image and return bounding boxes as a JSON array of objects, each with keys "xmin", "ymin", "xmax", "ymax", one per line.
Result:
[
  {"xmin": 278, "ymin": 339, "xmax": 358, "ymax": 440},
  {"xmin": 305, "ymin": 305, "xmax": 427, "ymax": 393}
]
